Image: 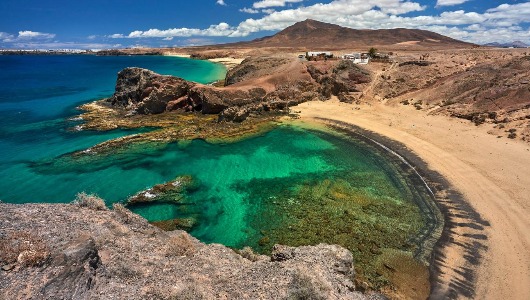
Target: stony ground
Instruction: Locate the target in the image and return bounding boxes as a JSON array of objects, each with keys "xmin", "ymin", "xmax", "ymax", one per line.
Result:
[{"xmin": 0, "ymin": 201, "xmax": 388, "ymax": 300}]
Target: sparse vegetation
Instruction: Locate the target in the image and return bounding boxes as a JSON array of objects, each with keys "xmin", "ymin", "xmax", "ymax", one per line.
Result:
[
  {"xmin": 414, "ymin": 100, "xmax": 423, "ymax": 110},
  {"xmin": 236, "ymin": 246, "xmax": 262, "ymax": 262},
  {"xmin": 166, "ymin": 233, "xmax": 196, "ymax": 257},
  {"xmin": 0, "ymin": 231, "xmax": 49, "ymax": 267},
  {"xmin": 287, "ymin": 270, "xmax": 330, "ymax": 300},
  {"xmin": 368, "ymin": 47, "xmax": 378, "ymax": 58},
  {"xmin": 73, "ymin": 192, "xmax": 107, "ymax": 210},
  {"xmin": 472, "ymin": 114, "xmax": 486, "ymax": 126}
]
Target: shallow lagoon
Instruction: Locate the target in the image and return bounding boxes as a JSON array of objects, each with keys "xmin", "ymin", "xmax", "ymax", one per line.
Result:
[{"xmin": 0, "ymin": 55, "xmax": 435, "ymax": 288}]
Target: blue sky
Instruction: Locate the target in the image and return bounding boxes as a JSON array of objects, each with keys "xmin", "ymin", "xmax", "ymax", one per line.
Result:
[{"xmin": 1, "ymin": 0, "xmax": 529, "ymax": 49}]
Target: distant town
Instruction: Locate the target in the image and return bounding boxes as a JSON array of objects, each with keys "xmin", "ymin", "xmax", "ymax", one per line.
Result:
[
  {"xmin": 0, "ymin": 48, "xmax": 164, "ymax": 56},
  {"xmin": 0, "ymin": 49, "xmax": 97, "ymax": 55}
]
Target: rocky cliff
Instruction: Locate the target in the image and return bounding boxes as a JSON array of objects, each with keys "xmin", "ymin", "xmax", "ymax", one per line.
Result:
[
  {"xmin": 0, "ymin": 202, "xmax": 384, "ymax": 299},
  {"xmin": 105, "ymin": 56, "xmax": 371, "ymax": 122}
]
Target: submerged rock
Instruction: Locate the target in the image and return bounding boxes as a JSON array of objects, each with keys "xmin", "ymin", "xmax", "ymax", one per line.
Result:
[
  {"xmin": 126, "ymin": 175, "xmax": 195, "ymax": 205},
  {"xmin": 150, "ymin": 217, "xmax": 196, "ymax": 231}
]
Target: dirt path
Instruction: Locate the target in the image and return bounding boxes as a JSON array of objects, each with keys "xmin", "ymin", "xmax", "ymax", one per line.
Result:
[{"xmin": 291, "ymin": 99, "xmax": 530, "ymax": 299}]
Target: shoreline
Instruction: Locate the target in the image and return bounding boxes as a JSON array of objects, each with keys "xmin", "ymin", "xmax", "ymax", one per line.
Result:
[
  {"xmin": 292, "ymin": 98, "xmax": 530, "ymax": 299},
  {"xmin": 284, "ymin": 118, "xmax": 445, "ymax": 264},
  {"xmin": 310, "ymin": 118, "xmax": 481, "ymax": 298},
  {"xmin": 207, "ymin": 57, "xmax": 245, "ymax": 71}
]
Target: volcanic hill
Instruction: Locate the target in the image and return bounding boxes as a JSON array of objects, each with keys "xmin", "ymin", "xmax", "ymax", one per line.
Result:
[{"xmin": 229, "ymin": 19, "xmax": 474, "ymax": 50}]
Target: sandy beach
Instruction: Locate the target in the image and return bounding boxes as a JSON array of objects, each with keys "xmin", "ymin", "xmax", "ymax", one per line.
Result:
[
  {"xmin": 293, "ymin": 98, "xmax": 530, "ymax": 299},
  {"xmin": 208, "ymin": 57, "xmax": 246, "ymax": 71}
]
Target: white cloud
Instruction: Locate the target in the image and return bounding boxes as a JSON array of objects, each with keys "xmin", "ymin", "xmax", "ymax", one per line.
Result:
[
  {"xmin": 162, "ymin": 37, "xmax": 174, "ymax": 41},
  {"xmin": 109, "ymin": 33, "xmax": 126, "ymax": 38},
  {"xmin": 229, "ymin": 0, "xmax": 427, "ymax": 37},
  {"xmin": 106, "ymin": 1, "xmax": 530, "ymax": 44},
  {"xmin": 1, "ymin": 31, "xmax": 56, "ymax": 43},
  {"xmin": 216, "ymin": 0, "xmax": 227, "ymax": 5},
  {"xmin": 17, "ymin": 31, "xmax": 56, "ymax": 39},
  {"xmin": 253, "ymin": 0, "xmax": 304, "ymax": 9},
  {"xmin": 0, "ymin": 32, "xmax": 15, "ymax": 41},
  {"xmin": 262, "ymin": 9, "xmax": 276, "ymax": 14},
  {"xmin": 240, "ymin": 7, "xmax": 260, "ymax": 14},
  {"xmin": 110, "ymin": 23, "xmax": 236, "ymax": 39},
  {"xmin": 87, "ymin": 35, "xmax": 97, "ymax": 40},
  {"xmin": 436, "ymin": 0, "xmax": 470, "ymax": 7}
]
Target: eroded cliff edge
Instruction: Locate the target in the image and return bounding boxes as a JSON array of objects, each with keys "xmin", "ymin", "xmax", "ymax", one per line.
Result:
[{"xmin": 0, "ymin": 202, "xmax": 384, "ymax": 299}]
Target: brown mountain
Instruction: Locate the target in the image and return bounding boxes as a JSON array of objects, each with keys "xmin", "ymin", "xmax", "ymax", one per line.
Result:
[{"xmin": 230, "ymin": 19, "xmax": 474, "ymax": 49}]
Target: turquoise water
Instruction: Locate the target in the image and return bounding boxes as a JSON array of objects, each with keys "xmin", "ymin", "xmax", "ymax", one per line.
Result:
[
  {"xmin": 0, "ymin": 55, "xmax": 225, "ymax": 203},
  {"xmin": 0, "ymin": 55, "xmax": 428, "ymax": 267},
  {"xmin": 26, "ymin": 124, "xmax": 421, "ymax": 252}
]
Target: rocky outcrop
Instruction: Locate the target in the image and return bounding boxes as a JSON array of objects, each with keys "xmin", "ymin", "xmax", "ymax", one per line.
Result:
[
  {"xmin": 224, "ymin": 56, "xmax": 292, "ymax": 86},
  {"xmin": 105, "ymin": 67, "xmax": 314, "ymax": 122},
  {"xmin": 307, "ymin": 60, "xmax": 372, "ymax": 99},
  {"xmin": 105, "ymin": 57, "xmax": 372, "ymax": 123},
  {"xmin": 126, "ymin": 175, "xmax": 195, "ymax": 205},
  {"xmin": 107, "ymin": 68, "xmax": 195, "ymax": 114},
  {"xmin": 0, "ymin": 203, "xmax": 380, "ymax": 299}
]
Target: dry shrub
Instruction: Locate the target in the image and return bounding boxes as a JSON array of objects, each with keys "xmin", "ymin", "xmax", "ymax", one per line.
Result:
[
  {"xmin": 73, "ymin": 192, "xmax": 107, "ymax": 210},
  {"xmin": 0, "ymin": 231, "xmax": 49, "ymax": 267},
  {"xmin": 288, "ymin": 270, "xmax": 330, "ymax": 300},
  {"xmin": 166, "ymin": 233, "xmax": 196, "ymax": 257},
  {"xmin": 237, "ymin": 246, "xmax": 261, "ymax": 262}
]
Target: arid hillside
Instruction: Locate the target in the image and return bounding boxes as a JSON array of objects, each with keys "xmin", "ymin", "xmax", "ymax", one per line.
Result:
[
  {"xmin": 364, "ymin": 49, "xmax": 530, "ymax": 142},
  {"xmin": 226, "ymin": 19, "xmax": 474, "ymax": 50}
]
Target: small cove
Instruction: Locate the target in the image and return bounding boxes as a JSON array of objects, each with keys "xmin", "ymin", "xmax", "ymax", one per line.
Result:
[{"xmin": 0, "ymin": 55, "xmax": 440, "ymax": 290}]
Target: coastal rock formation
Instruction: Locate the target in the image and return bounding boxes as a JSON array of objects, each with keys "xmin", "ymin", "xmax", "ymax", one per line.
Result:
[
  {"xmin": 106, "ymin": 67, "xmax": 288, "ymax": 120},
  {"xmin": 0, "ymin": 202, "xmax": 378, "ymax": 299},
  {"xmin": 107, "ymin": 68, "xmax": 195, "ymax": 114},
  {"xmin": 105, "ymin": 57, "xmax": 372, "ymax": 123},
  {"xmin": 224, "ymin": 56, "xmax": 293, "ymax": 86},
  {"xmin": 307, "ymin": 60, "xmax": 372, "ymax": 98},
  {"xmin": 126, "ymin": 175, "xmax": 195, "ymax": 205}
]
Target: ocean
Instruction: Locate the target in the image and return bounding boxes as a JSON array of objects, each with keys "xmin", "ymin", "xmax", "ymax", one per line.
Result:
[
  {"xmin": 0, "ymin": 54, "xmax": 226, "ymax": 204},
  {"xmin": 0, "ymin": 54, "xmax": 431, "ymax": 283}
]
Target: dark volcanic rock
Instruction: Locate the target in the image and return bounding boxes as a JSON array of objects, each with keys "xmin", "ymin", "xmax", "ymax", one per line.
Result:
[
  {"xmin": 107, "ymin": 68, "xmax": 194, "ymax": 114},
  {"xmin": 43, "ymin": 236, "xmax": 100, "ymax": 298},
  {"xmin": 105, "ymin": 59, "xmax": 371, "ymax": 123},
  {"xmin": 0, "ymin": 203, "xmax": 375, "ymax": 299},
  {"xmin": 126, "ymin": 175, "xmax": 195, "ymax": 205}
]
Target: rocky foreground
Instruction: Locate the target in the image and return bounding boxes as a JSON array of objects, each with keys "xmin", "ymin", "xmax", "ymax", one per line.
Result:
[{"xmin": 0, "ymin": 201, "xmax": 385, "ymax": 299}]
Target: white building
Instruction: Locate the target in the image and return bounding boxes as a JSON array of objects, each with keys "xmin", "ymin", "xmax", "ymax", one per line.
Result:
[
  {"xmin": 342, "ymin": 53, "xmax": 370, "ymax": 64},
  {"xmin": 306, "ymin": 51, "xmax": 333, "ymax": 58}
]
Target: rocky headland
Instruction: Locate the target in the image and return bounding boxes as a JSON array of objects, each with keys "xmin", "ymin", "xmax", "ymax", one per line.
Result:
[
  {"xmin": 73, "ymin": 55, "xmax": 373, "ymax": 157},
  {"xmin": 0, "ymin": 201, "xmax": 386, "ymax": 299}
]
